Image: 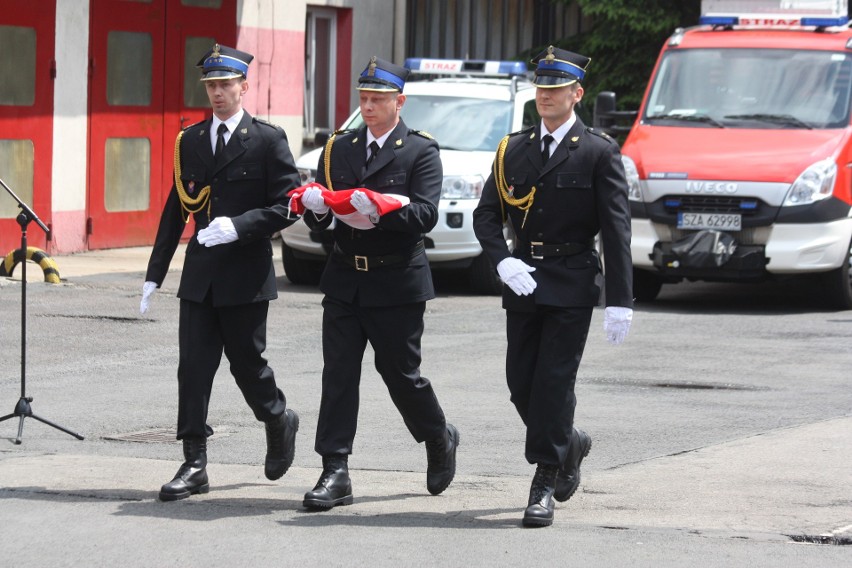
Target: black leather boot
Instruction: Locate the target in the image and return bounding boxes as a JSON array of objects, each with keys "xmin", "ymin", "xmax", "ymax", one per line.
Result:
[
  {"xmin": 159, "ymin": 437, "xmax": 209, "ymax": 501},
  {"xmin": 425, "ymin": 423, "xmax": 459, "ymax": 495},
  {"xmin": 554, "ymin": 428, "xmax": 592, "ymax": 502},
  {"xmin": 303, "ymin": 455, "xmax": 353, "ymax": 510},
  {"xmin": 522, "ymin": 464, "xmax": 559, "ymax": 527},
  {"xmin": 265, "ymin": 408, "xmax": 299, "ymax": 480}
]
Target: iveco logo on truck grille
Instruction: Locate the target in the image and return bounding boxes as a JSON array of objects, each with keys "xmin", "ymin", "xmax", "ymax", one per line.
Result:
[{"xmin": 685, "ymin": 181, "xmax": 738, "ymax": 194}]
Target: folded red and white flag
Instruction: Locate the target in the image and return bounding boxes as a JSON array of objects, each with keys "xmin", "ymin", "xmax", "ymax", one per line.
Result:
[{"xmin": 288, "ymin": 182, "xmax": 410, "ymax": 230}]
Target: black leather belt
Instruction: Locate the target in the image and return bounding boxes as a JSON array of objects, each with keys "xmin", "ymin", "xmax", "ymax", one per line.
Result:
[
  {"xmin": 529, "ymin": 241, "xmax": 593, "ymax": 259},
  {"xmin": 333, "ymin": 241, "xmax": 425, "ymax": 271}
]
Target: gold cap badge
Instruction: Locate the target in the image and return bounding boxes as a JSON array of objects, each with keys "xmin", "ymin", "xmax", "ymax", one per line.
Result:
[
  {"xmin": 368, "ymin": 56, "xmax": 377, "ymax": 76},
  {"xmin": 544, "ymin": 45, "xmax": 556, "ymax": 63}
]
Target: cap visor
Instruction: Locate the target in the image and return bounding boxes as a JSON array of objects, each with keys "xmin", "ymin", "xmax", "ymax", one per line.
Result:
[
  {"xmin": 201, "ymin": 70, "xmax": 244, "ymax": 81},
  {"xmin": 357, "ymin": 78, "xmax": 402, "ymax": 92},
  {"xmin": 356, "ymin": 86, "xmax": 401, "ymax": 92},
  {"xmin": 532, "ymin": 74, "xmax": 578, "ymax": 88}
]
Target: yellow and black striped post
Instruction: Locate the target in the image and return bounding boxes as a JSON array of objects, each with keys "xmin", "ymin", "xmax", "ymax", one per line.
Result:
[{"xmin": 0, "ymin": 247, "xmax": 61, "ymax": 284}]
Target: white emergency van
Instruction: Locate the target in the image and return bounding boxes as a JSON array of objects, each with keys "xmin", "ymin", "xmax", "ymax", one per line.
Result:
[
  {"xmin": 281, "ymin": 59, "xmax": 539, "ymax": 294},
  {"xmin": 595, "ymin": 0, "xmax": 852, "ymax": 308}
]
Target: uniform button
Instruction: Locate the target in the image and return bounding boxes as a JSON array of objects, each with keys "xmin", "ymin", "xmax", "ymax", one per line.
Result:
[
  {"xmin": 537, "ymin": 232, "xmax": 544, "ymax": 238},
  {"xmin": 536, "ymin": 208, "xmax": 543, "ymax": 213}
]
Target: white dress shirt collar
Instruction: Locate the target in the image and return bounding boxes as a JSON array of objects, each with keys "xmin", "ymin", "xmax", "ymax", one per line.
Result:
[
  {"xmin": 211, "ymin": 109, "xmax": 245, "ymax": 152},
  {"xmin": 540, "ymin": 113, "xmax": 577, "ymax": 148}
]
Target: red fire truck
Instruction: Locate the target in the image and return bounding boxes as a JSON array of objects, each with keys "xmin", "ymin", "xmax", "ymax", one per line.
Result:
[{"xmin": 596, "ymin": 0, "xmax": 852, "ymax": 308}]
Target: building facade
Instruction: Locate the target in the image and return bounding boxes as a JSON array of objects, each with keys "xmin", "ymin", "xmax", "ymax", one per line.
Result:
[{"xmin": 0, "ymin": 0, "xmax": 579, "ymax": 254}]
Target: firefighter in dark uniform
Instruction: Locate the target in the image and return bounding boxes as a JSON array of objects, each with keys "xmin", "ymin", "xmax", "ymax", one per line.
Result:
[
  {"xmin": 140, "ymin": 44, "xmax": 301, "ymax": 501},
  {"xmin": 297, "ymin": 57, "xmax": 459, "ymax": 509},
  {"xmin": 473, "ymin": 46, "xmax": 634, "ymax": 527}
]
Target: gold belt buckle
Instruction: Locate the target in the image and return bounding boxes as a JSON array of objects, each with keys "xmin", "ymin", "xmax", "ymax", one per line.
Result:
[
  {"xmin": 354, "ymin": 255, "xmax": 369, "ymax": 271},
  {"xmin": 530, "ymin": 241, "xmax": 544, "ymax": 260}
]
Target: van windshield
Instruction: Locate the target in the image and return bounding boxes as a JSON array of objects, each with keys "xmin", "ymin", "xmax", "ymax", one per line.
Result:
[
  {"xmin": 345, "ymin": 95, "xmax": 513, "ymax": 151},
  {"xmin": 644, "ymin": 48, "xmax": 852, "ymax": 129}
]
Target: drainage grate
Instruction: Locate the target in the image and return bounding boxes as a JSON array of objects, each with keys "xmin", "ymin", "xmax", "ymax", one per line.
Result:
[
  {"xmin": 103, "ymin": 428, "xmax": 179, "ymax": 443},
  {"xmin": 103, "ymin": 428, "xmax": 232, "ymax": 443}
]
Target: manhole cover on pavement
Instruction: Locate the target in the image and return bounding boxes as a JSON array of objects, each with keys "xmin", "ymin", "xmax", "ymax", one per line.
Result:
[{"xmin": 103, "ymin": 428, "xmax": 179, "ymax": 443}]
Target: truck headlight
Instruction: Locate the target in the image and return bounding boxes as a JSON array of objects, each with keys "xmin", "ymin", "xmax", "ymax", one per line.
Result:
[
  {"xmin": 442, "ymin": 174, "xmax": 484, "ymax": 199},
  {"xmin": 783, "ymin": 158, "xmax": 836, "ymax": 206},
  {"xmin": 621, "ymin": 155, "xmax": 642, "ymax": 201},
  {"xmin": 297, "ymin": 168, "xmax": 315, "ymax": 185}
]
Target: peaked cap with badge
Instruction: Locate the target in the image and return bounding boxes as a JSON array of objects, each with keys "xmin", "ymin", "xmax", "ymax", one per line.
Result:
[
  {"xmin": 531, "ymin": 45, "xmax": 590, "ymax": 88},
  {"xmin": 197, "ymin": 43, "xmax": 254, "ymax": 81},
  {"xmin": 357, "ymin": 56, "xmax": 410, "ymax": 92}
]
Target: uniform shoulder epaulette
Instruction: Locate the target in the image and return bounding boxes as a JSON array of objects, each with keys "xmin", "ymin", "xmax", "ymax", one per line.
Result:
[
  {"xmin": 182, "ymin": 119, "xmax": 206, "ymax": 132},
  {"xmin": 509, "ymin": 125, "xmax": 535, "ymax": 137},
  {"xmin": 253, "ymin": 117, "xmax": 284, "ymax": 131},
  {"xmin": 410, "ymin": 129, "xmax": 434, "ymax": 139},
  {"xmin": 586, "ymin": 126, "xmax": 616, "ymax": 144},
  {"xmin": 332, "ymin": 128, "xmax": 356, "ymax": 138}
]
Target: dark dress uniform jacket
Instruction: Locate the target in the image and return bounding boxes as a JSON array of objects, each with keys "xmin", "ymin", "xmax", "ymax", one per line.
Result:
[
  {"xmin": 305, "ymin": 120, "xmax": 442, "ymax": 306},
  {"xmin": 474, "ymin": 118, "xmax": 634, "ymax": 310},
  {"xmin": 146, "ymin": 112, "xmax": 300, "ymax": 304}
]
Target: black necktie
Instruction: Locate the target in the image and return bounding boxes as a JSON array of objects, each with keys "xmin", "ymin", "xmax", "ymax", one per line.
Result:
[
  {"xmin": 366, "ymin": 141, "xmax": 380, "ymax": 168},
  {"xmin": 541, "ymin": 134, "xmax": 554, "ymax": 164},
  {"xmin": 215, "ymin": 123, "xmax": 228, "ymax": 159}
]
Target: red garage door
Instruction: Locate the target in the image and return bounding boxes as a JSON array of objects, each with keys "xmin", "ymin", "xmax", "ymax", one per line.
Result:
[
  {"xmin": 87, "ymin": 0, "xmax": 235, "ymax": 249},
  {"xmin": 0, "ymin": 1, "xmax": 55, "ymax": 253}
]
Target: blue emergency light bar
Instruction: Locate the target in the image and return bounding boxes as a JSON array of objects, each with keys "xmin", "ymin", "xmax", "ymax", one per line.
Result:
[
  {"xmin": 699, "ymin": 0, "xmax": 849, "ymax": 28},
  {"xmin": 699, "ymin": 15, "xmax": 739, "ymax": 25},
  {"xmin": 801, "ymin": 16, "xmax": 850, "ymax": 26},
  {"xmin": 405, "ymin": 58, "xmax": 528, "ymax": 77},
  {"xmin": 699, "ymin": 15, "xmax": 849, "ymax": 26}
]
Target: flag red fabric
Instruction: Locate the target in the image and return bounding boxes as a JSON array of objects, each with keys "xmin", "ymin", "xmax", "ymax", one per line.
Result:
[{"xmin": 288, "ymin": 183, "xmax": 410, "ymax": 229}]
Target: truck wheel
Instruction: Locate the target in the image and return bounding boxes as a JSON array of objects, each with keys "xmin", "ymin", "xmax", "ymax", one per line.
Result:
[
  {"xmin": 281, "ymin": 241, "xmax": 324, "ymax": 285},
  {"xmin": 821, "ymin": 238, "xmax": 852, "ymax": 310},
  {"xmin": 633, "ymin": 268, "xmax": 663, "ymax": 302},
  {"xmin": 468, "ymin": 252, "xmax": 502, "ymax": 295}
]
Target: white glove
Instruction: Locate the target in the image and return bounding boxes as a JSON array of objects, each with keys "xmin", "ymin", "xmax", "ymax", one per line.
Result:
[
  {"xmin": 496, "ymin": 257, "xmax": 537, "ymax": 296},
  {"xmin": 301, "ymin": 185, "xmax": 329, "ymax": 214},
  {"xmin": 350, "ymin": 190, "xmax": 378, "ymax": 220},
  {"xmin": 197, "ymin": 217, "xmax": 238, "ymax": 247},
  {"xmin": 604, "ymin": 306, "xmax": 633, "ymax": 346},
  {"xmin": 140, "ymin": 281, "xmax": 157, "ymax": 314}
]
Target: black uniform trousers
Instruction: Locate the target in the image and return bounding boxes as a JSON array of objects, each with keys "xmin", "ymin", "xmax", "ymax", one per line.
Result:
[
  {"xmin": 506, "ymin": 305, "xmax": 593, "ymax": 466},
  {"xmin": 314, "ymin": 295, "xmax": 446, "ymax": 456},
  {"xmin": 176, "ymin": 293, "xmax": 287, "ymax": 439}
]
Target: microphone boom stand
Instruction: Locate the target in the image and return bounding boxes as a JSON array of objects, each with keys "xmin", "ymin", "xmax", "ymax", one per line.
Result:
[{"xmin": 0, "ymin": 176, "xmax": 84, "ymax": 443}]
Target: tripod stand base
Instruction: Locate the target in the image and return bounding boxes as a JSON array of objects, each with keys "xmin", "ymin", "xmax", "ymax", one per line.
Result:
[{"xmin": 0, "ymin": 397, "xmax": 84, "ymax": 444}]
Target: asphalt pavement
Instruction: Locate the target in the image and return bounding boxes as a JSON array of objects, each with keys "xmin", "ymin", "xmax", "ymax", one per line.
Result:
[{"xmin": 0, "ymin": 244, "xmax": 850, "ymax": 567}]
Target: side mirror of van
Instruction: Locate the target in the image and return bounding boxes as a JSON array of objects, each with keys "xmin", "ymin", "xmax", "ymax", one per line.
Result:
[
  {"xmin": 593, "ymin": 91, "xmax": 637, "ymax": 138},
  {"xmin": 594, "ymin": 91, "xmax": 618, "ymax": 128}
]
